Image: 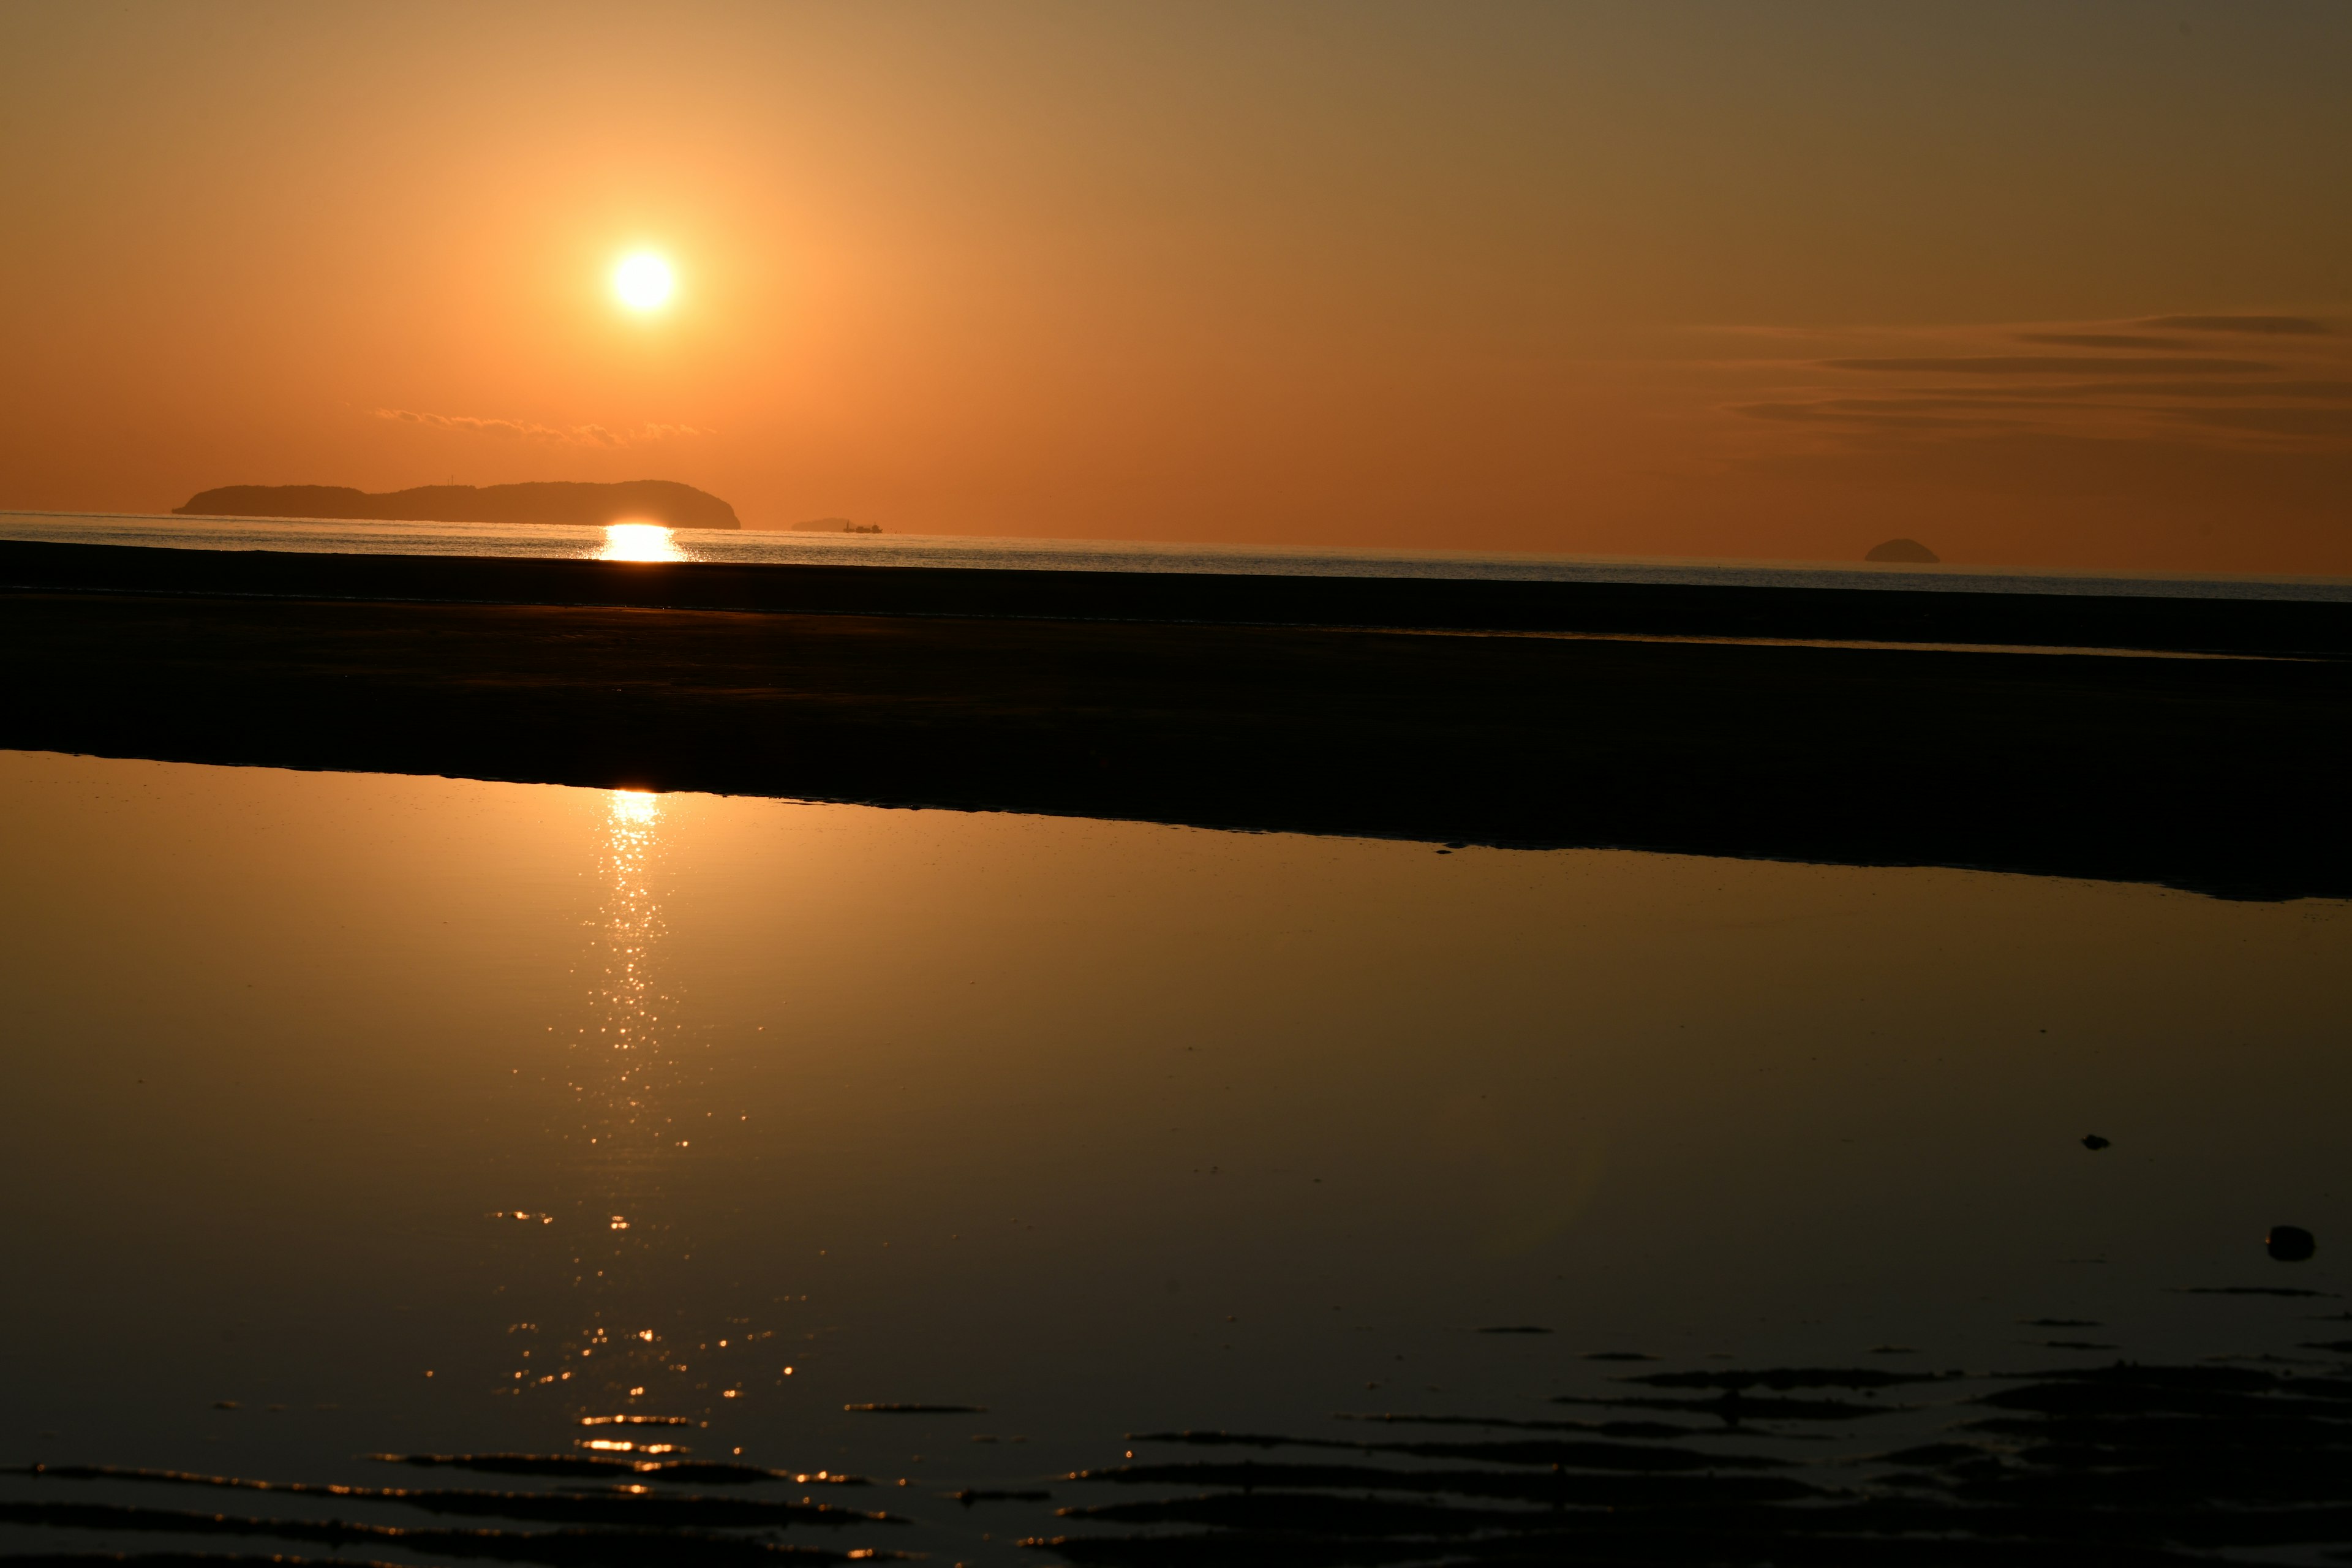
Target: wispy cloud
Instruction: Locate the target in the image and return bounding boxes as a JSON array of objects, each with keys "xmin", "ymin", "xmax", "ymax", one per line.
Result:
[
  {"xmin": 372, "ymin": 409, "xmax": 712, "ymax": 446},
  {"xmin": 2170, "ymin": 407, "xmax": 2352, "ymax": 437},
  {"xmin": 1733, "ymin": 401, "xmax": 2020, "ymax": 430},
  {"xmin": 2137, "ymin": 314, "xmax": 2331, "ymax": 336},
  {"xmin": 1820, "ymin": 356, "xmax": 2277, "ymax": 376},
  {"xmin": 1904, "ymin": 379, "xmax": 2352, "ymax": 402},
  {"xmin": 2015, "ymin": 333, "xmax": 2186, "ymax": 351},
  {"xmin": 1701, "ymin": 310, "xmax": 2352, "ymax": 469}
]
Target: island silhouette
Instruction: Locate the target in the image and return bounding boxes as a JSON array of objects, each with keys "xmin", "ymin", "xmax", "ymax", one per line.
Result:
[{"xmin": 175, "ymin": 480, "xmax": 740, "ymax": 530}]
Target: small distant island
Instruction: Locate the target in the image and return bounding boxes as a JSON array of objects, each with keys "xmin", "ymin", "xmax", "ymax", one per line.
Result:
[{"xmin": 175, "ymin": 480, "xmax": 741, "ymax": 530}]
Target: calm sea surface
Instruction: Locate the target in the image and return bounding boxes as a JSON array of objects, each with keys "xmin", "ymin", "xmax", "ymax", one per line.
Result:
[
  {"xmin": 9, "ymin": 508, "xmax": 2352, "ymax": 601},
  {"xmin": 4, "ymin": 748, "xmax": 2350, "ymax": 1561}
]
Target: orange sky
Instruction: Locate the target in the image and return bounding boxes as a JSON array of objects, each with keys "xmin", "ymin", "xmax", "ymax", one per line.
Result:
[{"xmin": 3, "ymin": 2, "xmax": 2348, "ymax": 571}]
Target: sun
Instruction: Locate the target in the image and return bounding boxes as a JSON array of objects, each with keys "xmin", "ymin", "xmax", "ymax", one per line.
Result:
[{"xmin": 612, "ymin": 252, "xmax": 674, "ymax": 312}]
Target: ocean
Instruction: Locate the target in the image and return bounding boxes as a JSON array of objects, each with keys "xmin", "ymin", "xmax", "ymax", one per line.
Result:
[{"xmin": 7, "ymin": 507, "xmax": 2351, "ymax": 601}]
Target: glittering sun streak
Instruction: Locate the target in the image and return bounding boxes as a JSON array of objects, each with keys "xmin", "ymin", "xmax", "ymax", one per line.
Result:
[
  {"xmin": 610, "ymin": 789, "xmax": 660, "ymax": 826},
  {"xmin": 598, "ymin": 522, "xmax": 682, "ymax": 562},
  {"xmin": 612, "ymin": 252, "xmax": 674, "ymax": 311}
]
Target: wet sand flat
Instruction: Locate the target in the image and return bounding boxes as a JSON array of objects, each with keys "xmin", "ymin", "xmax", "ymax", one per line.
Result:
[{"xmin": 1, "ymin": 750, "xmax": 2348, "ymax": 1562}]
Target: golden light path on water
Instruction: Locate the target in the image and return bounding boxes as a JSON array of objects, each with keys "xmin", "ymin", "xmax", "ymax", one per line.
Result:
[
  {"xmin": 597, "ymin": 522, "xmax": 684, "ymax": 562},
  {"xmin": 494, "ymin": 786, "xmax": 767, "ymax": 1431},
  {"xmin": 595, "ymin": 787, "xmax": 662, "ymax": 1128}
]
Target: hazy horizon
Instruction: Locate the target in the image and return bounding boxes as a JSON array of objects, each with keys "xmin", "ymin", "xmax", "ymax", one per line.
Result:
[{"xmin": 5, "ymin": 1, "xmax": 2348, "ymax": 571}]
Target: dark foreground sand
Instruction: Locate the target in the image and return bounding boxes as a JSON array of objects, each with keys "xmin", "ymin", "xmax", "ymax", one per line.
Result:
[
  {"xmin": 7, "ymin": 537, "xmax": 2351, "ymax": 654},
  {"xmin": 4, "ymin": 556, "xmax": 2348, "ymax": 898}
]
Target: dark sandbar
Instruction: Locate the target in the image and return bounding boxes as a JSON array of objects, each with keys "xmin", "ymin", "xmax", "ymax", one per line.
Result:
[{"xmin": 3, "ymin": 540, "xmax": 2348, "ymax": 900}]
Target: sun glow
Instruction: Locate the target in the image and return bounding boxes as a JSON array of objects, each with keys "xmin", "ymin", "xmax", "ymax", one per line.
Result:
[
  {"xmin": 612, "ymin": 252, "xmax": 674, "ymax": 312},
  {"xmin": 598, "ymin": 521, "xmax": 683, "ymax": 562}
]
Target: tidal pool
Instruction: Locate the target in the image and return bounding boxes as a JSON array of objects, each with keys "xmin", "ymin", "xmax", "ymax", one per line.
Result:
[{"xmin": 2, "ymin": 748, "xmax": 2348, "ymax": 1563}]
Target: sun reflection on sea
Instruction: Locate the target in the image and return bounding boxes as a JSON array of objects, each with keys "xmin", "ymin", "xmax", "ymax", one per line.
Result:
[
  {"xmin": 597, "ymin": 522, "xmax": 684, "ymax": 562},
  {"xmin": 500, "ymin": 786, "xmax": 704, "ymax": 1407},
  {"xmin": 477, "ymin": 786, "xmax": 773, "ymax": 1427},
  {"xmin": 595, "ymin": 787, "xmax": 663, "ymax": 1066}
]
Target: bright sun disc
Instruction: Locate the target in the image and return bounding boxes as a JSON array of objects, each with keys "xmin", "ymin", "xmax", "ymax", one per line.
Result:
[{"xmin": 613, "ymin": 253, "xmax": 674, "ymax": 311}]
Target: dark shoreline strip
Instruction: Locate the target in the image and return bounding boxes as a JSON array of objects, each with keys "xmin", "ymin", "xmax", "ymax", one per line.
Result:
[
  {"xmin": 6, "ymin": 587, "xmax": 2348, "ymax": 900},
  {"xmin": 0, "ymin": 1556, "xmax": 413, "ymax": 1567},
  {"xmin": 13, "ymin": 1468, "xmax": 892, "ymax": 1527},
  {"xmin": 1035, "ymin": 1360, "xmax": 2352, "ymax": 1564},
  {"xmin": 0, "ymin": 1501, "xmax": 883, "ymax": 1563},
  {"xmin": 7, "ymin": 539, "xmax": 2351, "ymax": 657}
]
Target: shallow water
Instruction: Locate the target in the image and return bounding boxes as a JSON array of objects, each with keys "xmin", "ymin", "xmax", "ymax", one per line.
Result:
[
  {"xmin": 8, "ymin": 508, "xmax": 2352, "ymax": 601},
  {"xmin": 3, "ymin": 748, "xmax": 2350, "ymax": 1562}
]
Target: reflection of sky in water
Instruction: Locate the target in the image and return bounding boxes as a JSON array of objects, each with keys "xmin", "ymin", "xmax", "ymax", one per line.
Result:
[{"xmin": 2, "ymin": 750, "xmax": 2350, "ymax": 1558}]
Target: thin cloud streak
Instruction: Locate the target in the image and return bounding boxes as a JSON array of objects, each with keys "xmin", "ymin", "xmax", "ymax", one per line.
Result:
[
  {"xmin": 1899, "ymin": 380, "xmax": 2352, "ymax": 402},
  {"xmin": 371, "ymin": 409, "xmax": 712, "ymax": 447},
  {"xmin": 2015, "ymin": 333, "xmax": 2187, "ymax": 351},
  {"xmin": 1733, "ymin": 402, "xmax": 2018, "ymax": 429},
  {"xmin": 1719, "ymin": 309, "xmax": 2352, "ymax": 477},
  {"xmin": 2138, "ymin": 315, "xmax": 2332, "ymax": 336},
  {"xmin": 2170, "ymin": 407, "xmax": 2352, "ymax": 437},
  {"xmin": 1820, "ymin": 356, "xmax": 2278, "ymax": 375}
]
